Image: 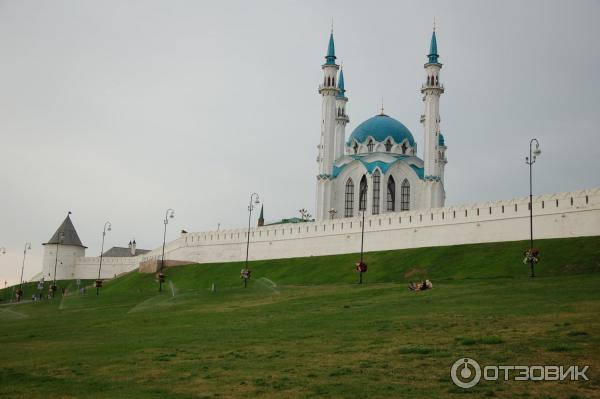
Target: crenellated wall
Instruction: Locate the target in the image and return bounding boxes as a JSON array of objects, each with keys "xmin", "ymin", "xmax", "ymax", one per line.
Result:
[
  {"xmin": 39, "ymin": 188, "xmax": 600, "ymax": 281},
  {"xmin": 167, "ymin": 188, "xmax": 600, "ymax": 264}
]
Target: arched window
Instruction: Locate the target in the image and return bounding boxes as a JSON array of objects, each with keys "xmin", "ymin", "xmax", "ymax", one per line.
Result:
[
  {"xmin": 367, "ymin": 139, "xmax": 374, "ymax": 152},
  {"xmin": 372, "ymin": 170, "xmax": 381, "ymax": 215},
  {"xmin": 353, "ymin": 142, "xmax": 359, "ymax": 154},
  {"xmin": 387, "ymin": 176, "xmax": 396, "ymax": 211},
  {"xmin": 401, "ymin": 179, "xmax": 410, "ymax": 211},
  {"xmin": 385, "ymin": 139, "xmax": 392, "ymax": 152},
  {"xmin": 401, "ymin": 142, "xmax": 407, "ymax": 154},
  {"xmin": 359, "ymin": 175, "xmax": 367, "ymax": 211},
  {"xmin": 344, "ymin": 178, "xmax": 354, "ymax": 217}
]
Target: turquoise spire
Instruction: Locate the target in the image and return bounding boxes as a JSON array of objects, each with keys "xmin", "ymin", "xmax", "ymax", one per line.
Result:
[
  {"xmin": 336, "ymin": 68, "xmax": 345, "ymax": 98},
  {"xmin": 428, "ymin": 30, "xmax": 439, "ymax": 64},
  {"xmin": 325, "ymin": 32, "xmax": 336, "ymax": 65}
]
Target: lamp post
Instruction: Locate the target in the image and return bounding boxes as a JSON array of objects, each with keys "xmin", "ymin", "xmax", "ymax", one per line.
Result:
[
  {"xmin": 96, "ymin": 221, "xmax": 112, "ymax": 295},
  {"xmin": 159, "ymin": 209, "xmax": 175, "ymax": 292},
  {"xmin": 525, "ymin": 138, "xmax": 542, "ymax": 278},
  {"xmin": 16, "ymin": 243, "xmax": 32, "ymax": 302},
  {"xmin": 0, "ymin": 248, "xmax": 5, "ymax": 302},
  {"xmin": 243, "ymin": 193, "xmax": 260, "ymax": 288},
  {"xmin": 328, "ymin": 208, "xmax": 337, "ymax": 220},
  {"xmin": 357, "ymin": 185, "xmax": 368, "ymax": 284},
  {"xmin": 51, "ymin": 231, "xmax": 65, "ymax": 298},
  {"xmin": 299, "ymin": 208, "xmax": 311, "ymax": 221}
]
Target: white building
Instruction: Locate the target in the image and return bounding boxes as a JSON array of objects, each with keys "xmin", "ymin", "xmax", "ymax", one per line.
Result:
[
  {"xmin": 38, "ymin": 213, "xmax": 150, "ymax": 281},
  {"xmin": 315, "ymin": 29, "xmax": 446, "ymax": 221}
]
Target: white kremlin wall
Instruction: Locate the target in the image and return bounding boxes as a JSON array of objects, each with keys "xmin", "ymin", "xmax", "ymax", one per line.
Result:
[{"xmin": 41, "ymin": 188, "xmax": 600, "ymax": 280}]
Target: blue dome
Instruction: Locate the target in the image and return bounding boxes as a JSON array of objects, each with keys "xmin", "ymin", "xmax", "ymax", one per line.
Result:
[{"xmin": 348, "ymin": 114, "xmax": 415, "ymax": 146}]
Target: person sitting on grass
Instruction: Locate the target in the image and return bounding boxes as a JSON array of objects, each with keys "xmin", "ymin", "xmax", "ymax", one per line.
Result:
[{"xmin": 408, "ymin": 280, "xmax": 433, "ymax": 291}]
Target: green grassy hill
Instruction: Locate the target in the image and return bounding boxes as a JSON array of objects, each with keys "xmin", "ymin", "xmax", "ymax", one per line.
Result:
[{"xmin": 1, "ymin": 236, "xmax": 599, "ymax": 399}]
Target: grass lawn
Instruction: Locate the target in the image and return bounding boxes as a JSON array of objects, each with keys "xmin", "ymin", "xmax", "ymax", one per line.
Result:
[{"xmin": 1, "ymin": 237, "xmax": 599, "ymax": 398}]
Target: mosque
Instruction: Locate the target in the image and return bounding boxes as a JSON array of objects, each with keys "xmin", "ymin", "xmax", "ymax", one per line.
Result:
[
  {"xmin": 29, "ymin": 27, "xmax": 600, "ymax": 283},
  {"xmin": 315, "ymin": 29, "xmax": 446, "ymax": 220}
]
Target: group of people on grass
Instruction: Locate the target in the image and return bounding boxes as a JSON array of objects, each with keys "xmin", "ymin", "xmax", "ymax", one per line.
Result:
[{"xmin": 408, "ymin": 279, "xmax": 433, "ymax": 291}]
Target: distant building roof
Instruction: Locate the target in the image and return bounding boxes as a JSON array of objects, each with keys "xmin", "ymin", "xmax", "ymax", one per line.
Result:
[
  {"xmin": 102, "ymin": 247, "xmax": 151, "ymax": 257},
  {"xmin": 44, "ymin": 214, "xmax": 86, "ymax": 248},
  {"xmin": 266, "ymin": 217, "xmax": 314, "ymax": 226}
]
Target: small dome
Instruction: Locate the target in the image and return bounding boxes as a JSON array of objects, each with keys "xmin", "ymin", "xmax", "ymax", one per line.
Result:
[
  {"xmin": 439, "ymin": 133, "xmax": 445, "ymax": 146},
  {"xmin": 348, "ymin": 114, "xmax": 415, "ymax": 147}
]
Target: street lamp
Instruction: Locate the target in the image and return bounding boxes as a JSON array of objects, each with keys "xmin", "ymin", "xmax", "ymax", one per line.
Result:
[
  {"xmin": 51, "ymin": 231, "xmax": 65, "ymax": 297},
  {"xmin": 328, "ymin": 208, "xmax": 337, "ymax": 220},
  {"xmin": 16, "ymin": 243, "xmax": 32, "ymax": 302},
  {"xmin": 0, "ymin": 247, "xmax": 5, "ymax": 301},
  {"xmin": 356, "ymin": 186, "xmax": 368, "ymax": 284},
  {"xmin": 243, "ymin": 193, "xmax": 260, "ymax": 288},
  {"xmin": 96, "ymin": 221, "xmax": 111, "ymax": 295},
  {"xmin": 159, "ymin": 209, "xmax": 175, "ymax": 292},
  {"xmin": 525, "ymin": 138, "xmax": 542, "ymax": 278}
]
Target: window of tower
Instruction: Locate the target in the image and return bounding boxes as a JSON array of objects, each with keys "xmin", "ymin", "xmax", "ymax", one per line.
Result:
[
  {"xmin": 385, "ymin": 139, "xmax": 392, "ymax": 152},
  {"xmin": 359, "ymin": 175, "xmax": 367, "ymax": 211},
  {"xmin": 372, "ymin": 170, "xmax": 381, "ymax": 215},
  {"xmin": 387, "ymin": 176, "xmax": 396, "ymax": 211},
  {"xmin": 401, "ymin": 179, "xmax": 410, "ymax": 211},
  {"xmin": 367, "ymin": 139, "xmax": 374, "ymax": 152},
  {"xmin": 344, "ymin": 178, "xmax": 354, "ymax": 217}
]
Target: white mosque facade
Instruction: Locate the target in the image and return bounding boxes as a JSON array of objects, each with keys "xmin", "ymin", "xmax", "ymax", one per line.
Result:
[
  {"xmin": 30, "ymin": 29, "xmax": 600, "ymax": 282},
  {"xmin": 315, "ymin": 30, "xmax": 446, "ymax": 221}
]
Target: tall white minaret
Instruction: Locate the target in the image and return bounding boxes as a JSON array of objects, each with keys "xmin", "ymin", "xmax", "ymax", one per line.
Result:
[
  {"xmin": 421, "ymin": 26, "xmax": 446, "ymax": 208},
  {"xmin": 316, "ymin": 30, "xmax": 340, "ymax": 220},
  {"xmin": 334, "ymin": 67, "xmax": 349, "ymax": 160}
]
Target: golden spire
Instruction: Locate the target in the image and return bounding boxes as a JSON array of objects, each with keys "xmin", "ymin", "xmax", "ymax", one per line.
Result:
[
  {"xmin": 380, "ymin": 97, "xmax": 385, "ymax": 115},
  {"xmin": 433, "ymin": 16, "xmax": 436, "ymax": 32}
]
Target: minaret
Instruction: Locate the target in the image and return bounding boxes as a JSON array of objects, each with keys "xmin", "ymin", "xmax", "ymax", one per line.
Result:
[
  {"xmin": 316, "ymin": 30, "xmax": 340, "ymax": 220},
  {"xmin": 420, "ymin": 26, "xmax": 446, "ymax": 208},
  {"xmin": 334, "ymin": 67, "xmax": 349, "ymax": 160}
]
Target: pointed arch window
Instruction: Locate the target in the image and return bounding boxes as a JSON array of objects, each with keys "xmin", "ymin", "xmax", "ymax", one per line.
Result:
[
  {"xmin": 372, "ymin": 170, "xmax": 381, "ymax": 215},
  {"xmin": 359, "ymin": 175, "xmax": 367, "ymax": 211},
  {"xmin": 401, "ymin": 179, "xmax": 410, "ymax": 211},
  {"xmin": 353, "ymin": 141, "xmax": 359, "ymax": 154},
  {"xmin": 385, "ymin": 139, "xmax": 393, "ymax": 152},
  {"xmin": 367, "ymin": 139, "xmax": 374, "ymax": 152},
  {"xmin": 344, "ymin": 178, "xmax": 354, "ymax": 217},
  {"xmin": 401, "ymin": 142, "xmax": 407, "ymax": 154},
  {"xmin": 387, "ymin": 176, "xmax": 396, "ymax": 211}
]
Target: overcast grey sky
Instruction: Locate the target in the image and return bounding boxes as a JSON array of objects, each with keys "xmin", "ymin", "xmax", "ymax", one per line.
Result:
[{"xmin": 1, "ymin": 0, "xmax": 599, "ymax": 285}]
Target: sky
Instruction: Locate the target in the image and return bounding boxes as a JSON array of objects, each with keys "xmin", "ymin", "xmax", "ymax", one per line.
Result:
[{"xmin": 1, "ymin": 0, "xmax": 599, "ymax": 285}]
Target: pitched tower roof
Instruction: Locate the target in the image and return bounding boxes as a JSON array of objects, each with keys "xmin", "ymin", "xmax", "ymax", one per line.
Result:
[
  {"xmin": 325, "ymin": 32, "xmax": 336, "ymax": 65},
  {"xmin": 428, "ymin": 30, "xmax": 439, "ymax": 64},
  {"xmin": 44, "ymin": 213, "xmax": 86, "ymax": 248},
  {"xmin": 336, "ymin": 68, "xmax": 346, "ymax": 98}
]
